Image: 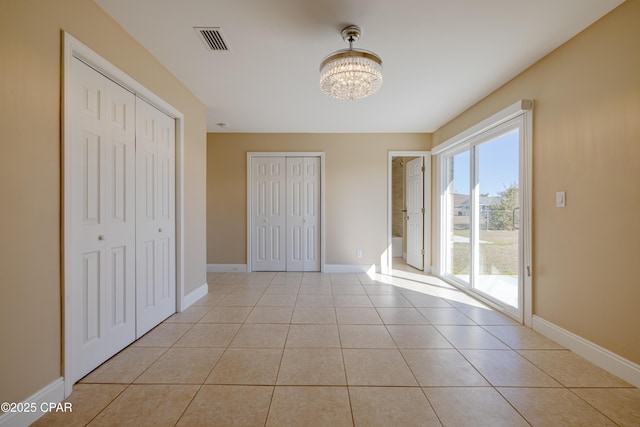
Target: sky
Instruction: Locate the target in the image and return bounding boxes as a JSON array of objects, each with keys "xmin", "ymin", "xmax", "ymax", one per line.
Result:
[{"xmin": 452, "ymin": 129, "xmax": 519, "ymax": 197}]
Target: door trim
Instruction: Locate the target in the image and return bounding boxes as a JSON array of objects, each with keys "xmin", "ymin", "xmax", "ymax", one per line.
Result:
[
  {"xmin": 246, "ymin": 152, "xmax": 326, "ymax": 272},
  {"xmin": 386, "ymin": 151, "xmax": 431, "ymax": 275},
  {"xmin": 62, "ymin": 32, "xmax": 185, "ymax": 397}
]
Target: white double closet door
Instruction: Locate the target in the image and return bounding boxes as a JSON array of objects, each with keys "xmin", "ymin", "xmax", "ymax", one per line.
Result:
[
  {"xmin": 251, "ymin": 156, "xmax": 320, "ymax": 271},
  {"xmin": 69, "ymin": 58, "xmax": 175, "ymax": 383}
]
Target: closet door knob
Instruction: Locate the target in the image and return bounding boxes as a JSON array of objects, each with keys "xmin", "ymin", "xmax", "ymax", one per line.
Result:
[
  {"xmin": 158, "ymin": 228, "xmax": 162, "ymax": 232},
  {"xmin": 98, "ymin": 235, "xmax": 106, "ymax": 241}
]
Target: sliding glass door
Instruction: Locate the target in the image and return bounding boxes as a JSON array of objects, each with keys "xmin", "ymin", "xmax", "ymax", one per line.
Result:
[
  {"xmin": 442, "ymin": 120, "xmax": 524, "ymax": 318},
  {"xmin": 475, "ymin": 129, "xmax": 520, "ymax": 308}
]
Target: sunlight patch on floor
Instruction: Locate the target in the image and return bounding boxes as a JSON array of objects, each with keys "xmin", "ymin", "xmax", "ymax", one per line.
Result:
[{"xmin": 366, "ymin": 261, "xmax": 489, "ymax": 309}]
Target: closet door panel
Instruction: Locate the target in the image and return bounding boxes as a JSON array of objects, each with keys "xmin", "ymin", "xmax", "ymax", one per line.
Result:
[
  {"xmin": 136, "ymin": 98, "xmax": 176, "ymax": 337},
  {"xmin": 286, "ymin": 158, "xmax": 305, "ymax": 271},
  {"xmin": 69, "ymin": 58, "xmax": 136, "ymax": 383},
  {"xmin": 286, "ymin": 157, "xmax": 320, "ymax": 271},
  {"xmin": 252, "ymin": 157, "xmax": 286, "ymax": 271},
  {"xmin": 303, "ymin": 157, "xmax": 320, "ymax": 271}
]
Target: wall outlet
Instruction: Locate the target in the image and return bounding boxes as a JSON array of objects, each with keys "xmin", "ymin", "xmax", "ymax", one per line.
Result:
[{"xmin": 356, "ymin": 249, "xmax": 363, "ymax": 258}]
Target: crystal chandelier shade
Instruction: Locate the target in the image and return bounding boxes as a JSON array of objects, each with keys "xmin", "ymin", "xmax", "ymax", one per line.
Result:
[{"xmin": 319, "ymin": 25, "xmax": 383, "ymax": 100}]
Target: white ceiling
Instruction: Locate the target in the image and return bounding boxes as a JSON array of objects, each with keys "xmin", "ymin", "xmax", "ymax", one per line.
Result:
[{"xmin": 94, "ymin": 0, "xmax": 623, "ymax": 133}]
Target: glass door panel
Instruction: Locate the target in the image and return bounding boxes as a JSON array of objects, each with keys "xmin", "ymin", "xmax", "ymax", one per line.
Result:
[
  {"xmin": 445, "ymin": 150, "xmax": 471, "ymax": 284},
  {"xmin": 475, "ymin": 129, "xmax": 520, "ymax": 309}
]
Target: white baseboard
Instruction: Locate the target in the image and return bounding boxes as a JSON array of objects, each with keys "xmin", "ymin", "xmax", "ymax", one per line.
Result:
[
  {"xmin": 208, "ymin": 264, "xmax": 383, "ymax": 274},
  {"xmin": 0, "ymin": 378, "xmax": 65, "ymax": 427},
  {"xmin": 181, "ymin": 282, "xmax": 208, "ymax": 311},
  {"xmin": 207, "ymin": 264, "xmax": 248, "ymax": 273},
  {"xmin": 324, "ymin": 264, "xmax": 379, "ymax": 274},
  {"xmin": 532, "ymin": 315, "xmax": 640, "ymax": 388}
]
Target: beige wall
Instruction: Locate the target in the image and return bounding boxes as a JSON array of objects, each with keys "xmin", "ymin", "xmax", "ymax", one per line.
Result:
[
  {"xmin": 0, "ymin": 0, "xmax": 207, "ymax": 404},
  {"xmin": 432, "ymin": 1, "xmax": 640, "ymax": 363},
  {"xmin": 207, "ymin": 134, "xmax": 431, "ymax": 266}
]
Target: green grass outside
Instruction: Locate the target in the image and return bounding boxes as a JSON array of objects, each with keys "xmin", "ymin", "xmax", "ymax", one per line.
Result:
[{"xmin": 451, "ymin": 230, "xmax": 518, "ymax": 275}]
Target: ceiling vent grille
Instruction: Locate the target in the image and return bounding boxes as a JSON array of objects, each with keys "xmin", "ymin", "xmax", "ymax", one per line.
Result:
[{"xmin": 195, "ymin": 27, "xmax": 229, "ymax": 51}]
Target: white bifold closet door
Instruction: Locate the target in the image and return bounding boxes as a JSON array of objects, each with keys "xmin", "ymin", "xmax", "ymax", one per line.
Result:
[
  {"xmin": 69, "ymin": 59, "xmax": 176, "ymax": 383},
  {"xmin": 252, "ymin": 157, "xmax": 286, "ymax": 271},
  {"xmin": 287, "ymin": 157, "xmax": 320, "ymax": 271},
  {"xmin": 135, "ymin": 98, "xmax": 176, "ymax": 337},
  {"xmin": 251, "ymin": 156, "xmax": 320, "ymax": 271},
  {"xmin": 70, "ymin": 58, "xmax": 137, "ymax": 382}
]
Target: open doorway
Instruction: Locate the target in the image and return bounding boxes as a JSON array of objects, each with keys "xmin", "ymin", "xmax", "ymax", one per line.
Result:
[{"xmin": 386, "ymin": 151, "xmax": 431, "ymax": 275}]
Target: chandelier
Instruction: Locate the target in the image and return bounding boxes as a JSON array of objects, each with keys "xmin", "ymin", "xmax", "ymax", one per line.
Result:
[{"xmin": 319, "ymin": 25, "xmax": 383, "ymax": 100}]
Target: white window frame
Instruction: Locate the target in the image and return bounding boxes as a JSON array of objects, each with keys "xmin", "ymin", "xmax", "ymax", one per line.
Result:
[{"xmin": 433, "ymin": 100, "xmax": 533, "ymax": 325}]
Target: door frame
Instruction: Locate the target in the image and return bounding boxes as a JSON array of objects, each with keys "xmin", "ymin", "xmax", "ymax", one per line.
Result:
[
  {"xmin": 62, "ymin": 32, "xmax": 185, "ymax": 397},
  {"xmin": 385, "ymin": 151, "xmax": 431, "ymax": 275},
  {"xmin": 432, "ymin": 99, "xmax": 533, "ymax": 326},
  {"xmin": 246, "ymin": 152, "xmax": 326, "ymax": 272}
]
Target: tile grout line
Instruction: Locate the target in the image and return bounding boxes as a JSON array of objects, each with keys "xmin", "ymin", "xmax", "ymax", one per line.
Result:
[
  {"xmin": 44, "ymin": 272, "xmax": 639, "ymax": 426},
  {"xmin": 491, "ymin": 386, "xmax": 534, "ymax": 426},
  {"xmin": 264, "ymin": 275, "xmax": 296, "ymax": 425}
]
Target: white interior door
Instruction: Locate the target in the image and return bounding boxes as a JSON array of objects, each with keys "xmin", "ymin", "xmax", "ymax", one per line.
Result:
[
  {"xmin": 406, "ymin": 157, "xmax": 424, "ymax": 270},
  {"xmin": 136, "ymin": 98, "xmax": 176, "ymax": 337},
  {"xmin": 252, "ymin": 157, "xmax": 286, "ymax": 271},
  {"xmin": 286, "ymin": 157, "xmax": 320, "ymax": 271},
  {"xmin": 70, "ymin": 58, "xmax": 136, "ymax": 382}
]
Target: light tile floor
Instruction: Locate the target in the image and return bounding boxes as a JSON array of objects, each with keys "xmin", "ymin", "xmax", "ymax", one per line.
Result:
[{"xmin": 35, "ymin": 266, "xmax": 640, "ymax": 426}]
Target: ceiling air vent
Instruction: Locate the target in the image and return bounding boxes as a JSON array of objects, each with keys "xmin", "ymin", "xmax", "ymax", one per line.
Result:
[{"xmin": 195, "ymin": 27, "xmax": 229, "ymax": 51}]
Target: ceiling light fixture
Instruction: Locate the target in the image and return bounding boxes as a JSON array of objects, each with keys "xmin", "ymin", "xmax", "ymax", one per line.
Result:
[{"xmin": 319, "ymin": 25, "xmax": 383, "ymax": 100}]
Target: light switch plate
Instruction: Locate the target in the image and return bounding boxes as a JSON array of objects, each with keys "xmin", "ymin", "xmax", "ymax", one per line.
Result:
[{"xmin": 556, "ymin": 191, "xmax": 566, "ymax": 208}]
